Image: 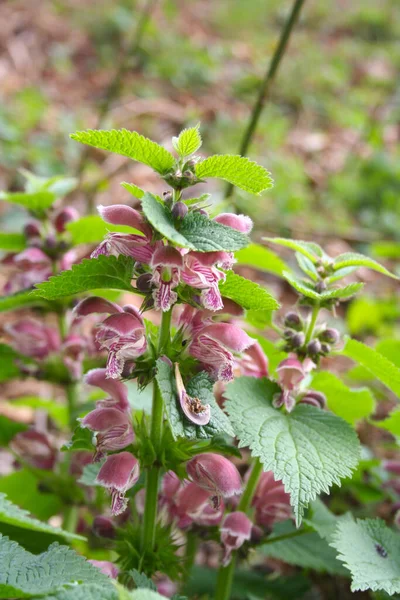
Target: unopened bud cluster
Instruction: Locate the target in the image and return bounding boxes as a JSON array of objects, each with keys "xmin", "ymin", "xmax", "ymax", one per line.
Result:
[{"xmin": 283, "ymin": 311, "xmax": 340, "ymax": 362}]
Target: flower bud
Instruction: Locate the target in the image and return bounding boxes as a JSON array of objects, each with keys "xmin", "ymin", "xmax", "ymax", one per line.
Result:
[
  {"xmin": 307, "ymin": 339, "xmax": 321, "ymax": 356},
  {"xmin": 284, "ymin": 312, "xmax": 302, "ymax": 331},
  {"xmin": 92, "ymin": 515, "xmax": 116, "ymax": 539},
  {"xmin": 252, "ymin": 471, "xmax": 292, "ymax": 528},
  {"xmin": 198, "ymin": 209, "xmax": 208, "ymax": 216},
  {"xmin": 156, "ymin": 576, "xmax": 178, "ymax": 598},
  {"xmin": 291, "ymin": 332, "xmax": 305, "ymax": 348},
  {"xmin": 136, "ymin": 272, "xmax": 153, "ymax": 293},
  {"xmin": 24, "ymin": 220, "xmax": 41, "ymax": 239},
  {"xmin": 300, "ymin": 390, "xmax": 327, "ymax": 409},
  {"xmin": 163, "ymin": 191, "xmax": 173, "ymax": 206},
  {"xmin": 11, "ymin": 430, "xmax": 56, "ymax": 470},
  {"xmin": 283, "ymin": 329, "xmax": 294, "ymax": 341},
  {"xmin": 319, "ymin": 328, "xmax": 340, "ymax": 344},
  {"xmin": 220, "ymin": 511, "xmax": 252, "ymax": 566},
  {"xmin": 88, "ymin": 560, "xmax": 119, "ymax": 579},
  {"xmin": 214, "ymin": 213, "xmax": 253, "ymax": 234},
  {"xmin": 53, "ymin": 207, "xmax": 79, "ymax": 233},
  {"xmin": 320, "ymin": 343, "xmax": 331, "ymax": 355},
  {"xmin": 184, "ymin": 158, "xmax": 197, "ymax": 170},
  {"xmin": 96, "ymin": 452, "xmax": 140, "ymax": 515},
  {"xmin": 186, "ymin": 453, "xmax": 242, "ymax": 507},
  {"xmin": 172, "ymin": 201, "xmax": 188, "ymax": 220},
  {"xmin": 315, "ymin": 280, "xmax": 327, "ymax": 293}
]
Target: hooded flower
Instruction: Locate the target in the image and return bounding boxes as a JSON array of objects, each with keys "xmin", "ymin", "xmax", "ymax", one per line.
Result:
[
  {"xmin": 74, "ymin": 297, "xmax": 147, "ymax": 379},
  {"xmin": 11, "ymin": 430, "xmax": 57, "ymax": 470},
  {"xmin": 174, "ymin": 362, "xmax": 211, "ymax": 425},
  {"xmin": 252, "ymin": 470, "xmax": 292, "ymax": 528},
  {"xmin": 173, "ymin": 482, "xmax": 224, "ymax": 529},
  {"xmin": 96, "ymin": 451, "xmax": 140, "ymax": 515},
  {"xmin": 220, "ymin": 511, "xmax": 252, "ymax": 566},
  {"xmin": 5, "ymin": 318, "xmax": 60, "ymax": 360},
  {"xmin": 150, "ymin": 245, "xmax": 183, "ymax": 311},
  {"xmin": 273, "ymin": 356, "xmax": 315, "ymax": 412},
  {"xmin": 186, "ymin": 453, "xmax": 242, "ymax": 508},
  {"xmin": 181, "ymin": 252, "xmax": 229, "ymax": 311},
  {"xmin": 80, "ymin": 406, "xmax": 134, "ymax": 461},
  {"xmin": 85, "ymin": 367, "xmax": 130, "ymax": 411}
]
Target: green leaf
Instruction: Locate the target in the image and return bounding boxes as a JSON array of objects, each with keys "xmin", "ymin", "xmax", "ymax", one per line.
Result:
[
  {"xmin": 373, "ymin": 408, "xmax": 400, "ymax": 437},
  {"xmin": 283, "ymin": 272, "xmax": 364, "ymax": 302},
  {"xmin": 129, "ymin": 569, "xmax": 157, "ymax": 591},
  {"xmin": 0, "ymin": 493, "xmax": 83, "ymax": 543},
  {"xmin": 0, "ymin": 536, "xmax": 107, "ymax": 598},
  {"xmin": 0, "ymin": 344, "xmax": 22, "ymax": 382},
  {"xmin": 0, "ymin": 289, "xmax": 48, "ymax": 313},
  {"xmin": 332, "ymin": 518, "xmax": 400, "ymax": 594},
  {"xmin": 22, "ymin": 170, "xmax": 77, "ymax": 197},
  {"xmin": 224, "ymin": 377, "xmax": 360, "ymax": 525},
  {"xmin": 0, "ymin": 232, "xmax": 26, "ymax": 252},
  {"xmin": 218, "ymin": 271, "xmax": 280, "ymax": 311},
  {"xmin": 35, "ymin": 255, "xmax": 136, "ymax": 300},
  {"xmin": 0, "ymin": 416, "xmax": 27, "ymax": 446},
  {"xmin": 141, "ymin": 193, "xmax": 195, "ymax": 249},
  {"xmin": 263, "ymin": 238, "xmax": 325, "ymax": 263},
  {"xmin": 155, "ymin": 359, "xmax": 234, "ymax": 441},
  {"xmin": 121, "ymin": 182, "xmax": 146, "ymax": 199},
  {"xmin": 195, "ymin": 155, "xmax": 273, "ymax": 195},
  {"xmin": 0, "ymin": 470, "xmax": 61, "ymax": 524},
  {"xmin": 332, "ymin": 252, "xmax": 398, "ymax": 279},
  {"xmin": 179, "ymin": 212, "xmax": 250, "ymax": 252},
  {"xmin": 0, "ymin": 190, "xmax": 56, "ymax": 213},
  {"xmin": 70, "ymin": 129, "xmax": 175, "ymax": 175},
  {"xmin": 66, "ymin": 215, "xmax": 142, "ymax": 245},
  {"xmin": 40, "ymin": 582, "xmax": 117, "ymax": 600},
  {"xmin": 371, "ymin": 241, "xmax": 400, "ymax": 260},
  {"xmin": 235, "ymin": 243, "xmax": 287, "ymax": 276},
  {"xmin": 342, "ymin": 338, "xmax": 400, "ymax": 398},
  {"xmin": 172, "ymin": 125, "xmax": 202, "ymax": 157},
  {"xmin": 305, "ymin": 498, "xmax": 352, "ymax": 542},
  {"xmin": 295, "ymin": 253, "xmax": 319, "ymax": 281},
  {"xmin": 78, "ymin": 461, "xmax": 104, "ymax": 487},
  {"xmin": 61, "ymin": 425, "xmax": 93, "ymax": 452},
  {"xmin": 311, "ymin": 371, "xmax": 376, "ymax": 425},
  {"xmin": 10, "ymin": 397, "xmax": 68, "ymax": 428},
  {"xmin": 262, "ymin": 521, "xmax": 347, "ymax": 575}
]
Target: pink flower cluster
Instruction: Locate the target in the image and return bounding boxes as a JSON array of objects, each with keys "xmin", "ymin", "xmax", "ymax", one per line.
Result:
[{"xmin": 274, "ymin": 355, "xmax": 327, "ymax": 413}]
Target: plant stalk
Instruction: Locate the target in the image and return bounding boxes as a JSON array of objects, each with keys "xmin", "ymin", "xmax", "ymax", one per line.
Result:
[
  {"xmin": 183, "ymin": 531, "xmax": 198, "ymax": 580},
  {"xmin": 141, "ymin": 308, "xmax": 172, "ymax": 552},
  {"xmin": 304, "ymin": 304, "xmax": 320, "ymax": 345},
  {"xmin": 224, "ymin": 0, "xmax": 306, "ymax": 199}
]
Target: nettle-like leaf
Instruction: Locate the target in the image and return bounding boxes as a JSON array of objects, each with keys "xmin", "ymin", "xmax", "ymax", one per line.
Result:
[
  {"xmin": 224, "ymin": 377, "xmax": 360, "ymax": 525},
  {"xmin": 311, "ymin": 371, "xmax": 376, "ymax": 425},
  {"xmin": 172, "ymin": 125, "xmax": 202, "ymax": 157},
  {"xmin": 121, "ymin": 181, "xmax": 146, "ymax": 199},
  {"xmin": 332, "ymin": 518, "xmax": 400, "ymax": 594},
  {"xmin": 332, "ymin": 252, "xmax": 398, "ymax": 279},
  {"xmin": 61, "ymin": 426, "xmax": 93, "ymax": 452},
  {"xmin": 0, "ymin": 190, "xmax": 56, "ymax": 214},
  {"xmin": 0, "ymin": 535, "xmax": 108, "ymax": 598},
  {"xmin": 35, "ymin": 255, "xmax": 136, "ymax": 300},
  {"xmin": 263, "ymin": 237, "xmax": 326, "ymax": 263},
  {"xmin": 0, "ymin": 289, "xmax": 49, "ymax": 313},
  {"xmin": 262, "ymin": 521, "xmax": 347, "ymax": 576},
  {"xmin": 283, "ymin": 272, "xmax": 364, "ymax": 302},
  {"xmin": 0, "ymin": 232, "xmax": 26, "ymax": 252},
  {"xmin": 235, "ymin": 243, "xmax": 287, "ymax": 277},
  {"xmin": 342, "ymin": 337, "xmax": 400, "ymax": 398},
  {"xmin": 195, "ymin": 155, "xmax": 273, "ymax": 195},
  {"xmin": 155, "ymin": 359, "xmax": 234, "ymax": 441},
  {"xmin": 40, "ymin": 583, "xmax": 117, "ymax": 600},
  {"xmin": 22, "ymin": 170, "xmax": 77, "ymax": 197},
  {"xmin": 70, "ymin": 129, "xmax": 175, "ymax": 175},
  {"xmin": 78, "ymin": 460, "xmax": 104, "ymax": 487},
  {"xmin": 129, "ymin": 569, "xmax": 157, "ymax": 591},
  {"xmin": 141, "ymin": 193, "xmax": 195, "ymax": 249},
  {"xmin": 66, "ymin": 215, "xmax": 141, "ymax": 245},
  {"xmin": 0, "ymin": 493, "xmax": 83, "ymax": 542},
  {"xmin": 218, "ymin": 271, "xmax": 280, "ymax": 311}
]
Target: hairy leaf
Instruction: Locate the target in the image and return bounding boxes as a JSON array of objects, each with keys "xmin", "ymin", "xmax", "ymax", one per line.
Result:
[
  {"xmin": 121, "ymin": 182, "xmax": 146, "ymax": 199},
  {"xmin": 61, "ymin": 425, "xmax": 94, "ymax": 452},
  {"xmin": 0, "ymin": 536, "xmax": 105, "ymax": 598},
  {"xmin": 195, "ymin": 155, "xmax": 273, "ymax": 195},
  {"xmin": 0, "ymin": 289, "xmax": 48, "ymax": 313},
  {"xmin": 179, "ymin": 212, "xmax": 250, "ymax": 252},
  {"xmin": 342, "ymin": 338, "xmax": 400, "ymax": 398},
  {"xmin": 235, "ymin": 243, "xmax": 287, "ymax": 276},
  {"xmin": 35, "ymin": 255, "xmax": 136, "ymax": 300},
  {"xmin": 332, "ymin": 518, "xmax": 400, "ymax": 594},
  {"xmin": 283, "ymin": 272, "xmax": 364, "ymax": 302},
  {"xmin": 219, "ymin": 271, "xmax": 279, "ymax": 311},
  {"xmin": 141, "ymin": 193, "xmax": 195, "ymax": 249},
  {"xmin": 70, "ymin": 129, "xmax": 175, "ymax": 175},
  {"xmin": 263, "ymin": 238, "xmax": 325, "ymax": 262},
  {"xmin": 0, "ymin": 232, "xmax": 26, "ymax": 252},
  {"xmin": 172, "ymin": 125, "xmax": 202, "ymax": 157},
  {"xmin": 41, "ymin": 583, "xmax": 117, "ymax": 600},
  {"xmin": 129, "ymin": 569, "xmax": 157, "ymax": 591},
  {"xmin": 332, "ymin": 252, "xmax": 398, "ymax": 279},
  {"xmin": 225, "ymin": 377, "xmax": 360, "ymax": 525}
]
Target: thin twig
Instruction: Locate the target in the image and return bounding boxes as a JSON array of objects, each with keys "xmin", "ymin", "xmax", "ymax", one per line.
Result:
[{"xmin": 224, "ymin": 0, "xmax": 306, "ymax": 199}]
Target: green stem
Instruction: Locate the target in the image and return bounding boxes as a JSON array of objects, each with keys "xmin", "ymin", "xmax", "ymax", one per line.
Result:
[
  {"xmin": 62, "ymin": 505, "xmax": 79, "ymax": 533},
  {"xmin": 215, "ymin": 459, "xmax": 264, "ymax": 600},
  {"xmin": 184, "ymin": 531, "xmax": 198, "ymax": 580},
  {"xmin": 66, "ymin": 383, "xmax": 78, "ymax": 430},
  {"xmin": 305, "ymin": 304, "xmax": 320, "ymax": 345},
  {"xmin": 262, "ymin": 527, "xmax": 311, "ymax": 545},
  {"xmin": 224, "ymin": 0, "xmax": 306, "ymax": 199},
  {"xmin": 141, "ymin": 308, "xmax": 172, "ymax": 552}
]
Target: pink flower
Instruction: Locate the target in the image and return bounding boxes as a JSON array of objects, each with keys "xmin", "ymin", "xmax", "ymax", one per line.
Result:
[
  {"xmin": 239, "ymin": 342, "xmax": 269, "ymax": 379},
  {"xmin": 53, "ymin": 207, "xmax": 79, "ymax": 233},
  {"xmin": 2, "ymin": 247, "xmax": 52, "ymax": 293},
  {"xmin": 62, "ymin": 334, "xmax": 86, "ymax": 380},
  {"xmin": 299, "ymin": 390, "xmax": 327, "ymax": 409},
  {"xmin": 96, "ymin": 451, "xmax": 140, "ymax": 515},
  {"xmin": 274, "ymin": 356, "xmax": 315, "ymax": 412},
  {"xmin": 174, "ymin": 362, "xmax": 211, "ymax": 426},
  {"xmin": 74, "ymin": 297, "xmax": 147, "ymax": 379},
  {"xmin": 252, "ymin": 470, "xmax": 292, "ymax": 529},
  {"xmin": 213, "ymin": 213, "xmax": 253, "ymax": 234},
  {"xmin": 172, "ymin": 481, "xmax": 224, "ymax": 529},
  {"xmin": 88, "ymin": 560, "xmax": 119, "ymax": 579},
  {"xmin": 156, "ymin": 576, "xmax": 178, "ymax": 598},
  {"xmin": 220, "ymin": 511, "xmax": 252, "ymax": 566},
  {"xmin": 181, "ymin": 252, "xmax": 228, "ymax": 311},
  {"xmin": 186, "ymin": 453, "xmax": 242, "ymax": 508},
  {"xmin": 150, "ymin": 245, "xmax": 183, "ymax": 311},
  {"xmin": 80, "ymin": 406, "xmax": 134, "ymax": 461},
  {"xmin": 11, "ymin": 430, "xmax": 57, "ymax": 470},
  {"xmin": 85, "ymin": 368, "xmax": 130, "ymax": 411},
  {"xmin": 5, "ymin": 319, "xmax": 60, "ymax": 360}
]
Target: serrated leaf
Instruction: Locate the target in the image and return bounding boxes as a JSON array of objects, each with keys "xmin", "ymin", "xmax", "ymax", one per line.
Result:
[
  {"xmin": 70, "ymin": 129, "xmax": 175, "ymax": 175},
  {"xmin": 66, "ymin": 215, "xmax": 142, "ymax": 245},
  {"xmin": 282, "ymin": 272, "xmax": 321, "ymax": 299},
  {"xmin": 172, "ymin": 125, "xmax": 202, "ymax": 157},
  {"xmin": 263, "ymin": 238, "xmax": 325, "ymax": 263},
  {"xmin": 195, "ymin": 155, "xmax": 273, "ymax": 195},
  {"xmin": 0, "ymin": 494, "xmax": 83, "ymax": 542},
  {"xmin": 305, "ymin": 498, "xmax": 353, "ymax": 542},
  {"xmin": 0, "ymin": 289, "xmax": 48, "ymax": 313},
  {"xmin": 61, "ymin": 426, "xmax": 93, "ymax": 452},
  {"xmin": 218, "ymin": 271, "xmax": 280, "ymax": 311},
  {"xmin": 78, "ymin": 460, "xmax": 105, "ymax": 486},
  {"xmin": 155, "ymin": 359, "xmax": 234, "ymax": 441},
  {"xmin": 311, "ymin": 371, "xmax": 376, "ymax": 425},
  {"xmin": 342, "ymin": 338, "xmax": 400, "ymax": 398},
  {"xmin": 262, "ymin": 521, "xmax": 347, "ymax": 575},
  {"xmin": 235, "ymin": 243, "xmax": 287, "ymax": 276},
  {"xmin": 35, "ymin": 255, "xmax": 136, "ymax": 300},
  {"xmin": 332, "ymin": 518, "xmax": 400, "ymax": 594},
  {"xmin": 0, "ymin": 191, "xmax": 56, "ymax": 213},
  {"xmin": 333, "ymin": 252, "xmax": 398, "ymax": 279},
  {"xmin": 129, "ymin": 569, "xmax": 157, "ymax": 591},
  {"xmin": 295, "ymin": 252, "xmax": 319, "ymax": 281},
  {"xmin": 283, "ymin": 272, "xmax": 364, "ymax": 302},
  {"xmin": 41, "ymin": 582, "xmax": 117, "ymax": 600},
  {"xmin": 121, "ymin": 182, "xmax": 146, "ymax": 199},
  {"xmin": 141, "ymin": 193, "xmax": 195, "ymax": 249},
  {"xmin": 179, "ymin": 212, "xmax": 250, "ymax": 252},
  {"xmin": 0, "ymin": 232, "xmax": 26, "ymax": 251},
  {"xmin": 224, "ymin": 377, "xmax": 360, "ymax": 525}
]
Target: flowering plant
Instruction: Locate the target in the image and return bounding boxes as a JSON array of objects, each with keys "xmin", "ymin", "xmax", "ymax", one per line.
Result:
[{"xmin": 0, "ymin": 126, "xmax": 399, "ymax": 600}]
